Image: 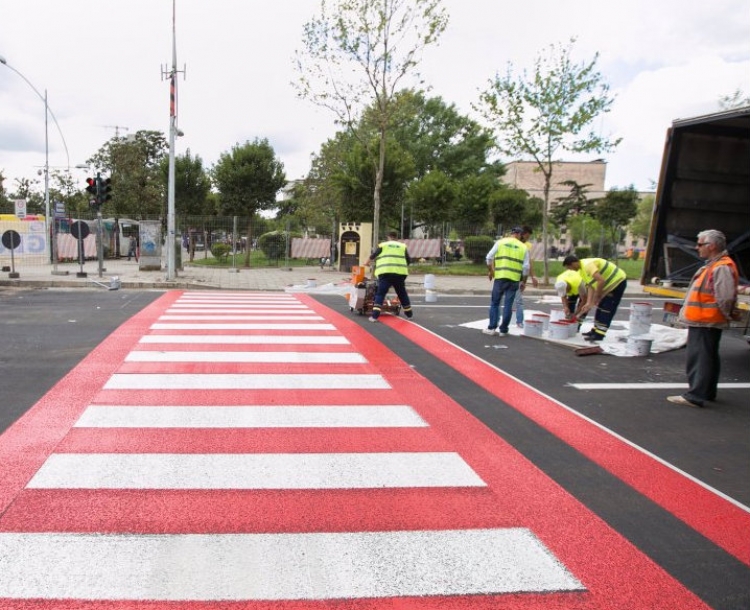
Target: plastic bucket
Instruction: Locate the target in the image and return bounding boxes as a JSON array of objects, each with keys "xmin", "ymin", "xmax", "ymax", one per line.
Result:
[
  {"xmin": 424, "ymin": 274, "xmax": 436, "ymax": 290},
  {"xmin": 627, "ymin": 335, "xmax": 653, "ymax": 356},
  {"xmin": 524, "ymin": 320, "xmax": 543, "ymax": 337},
  {"xmin": 306, "ymin": 278, "xmax": 317, "ymax": 288},
  {"xmin": 425, "ymin": 289, "xmax": 437, "ymax": 303},
  {"xmin": 567, "ymin": 320, "xmax": 579, "ymax": 337},
  {"xmin": 549, "ymin": 321, "xmax": 569, "ymax": 340},
  {"xmin": 531, "ymin": 313, "xmax": 550, "ymax": 332},
  {"xmin": 550, "ymin": 308, "xmax": 566, "ymax": 323},
  {"xmin": 629, "ymin": 302, "xmax": 653, "ymax": 336}
]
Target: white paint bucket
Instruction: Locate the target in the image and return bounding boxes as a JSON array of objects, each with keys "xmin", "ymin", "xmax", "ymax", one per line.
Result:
[
  {"xmin": 425, "ymin": 290, "xmax": 437, "ymax": 303},
  {"xmin": 567, "ymin": 320, "xmax": 579, "ymax": 338},
  {"xmin": 424, "ymin": 274, "xmax": 436, "ymax": 289},
  {"xmin": 306, "ymin": 278, "xmax": 317, "ymax": 288},
  {"xmin": 524, "ymin": 320, "xmax": 543, "ymax": 337},
  {"xmin": 549, "ymin": 321, "xmax": 569, "ymax": 340},
  {"xmin": 629, "ymin": 302, "xmax": 653, "ymax": 336},
  {"xmin": 627, "ymin": 335, "xmax": 653, "ymax": 356},
  {"xmin": 531, "ymin": 313, "xmax": 550, "ymax": 332},
  {"xmin": 550, "ymin": 308, "xmax": 566, "ymax": 323}
]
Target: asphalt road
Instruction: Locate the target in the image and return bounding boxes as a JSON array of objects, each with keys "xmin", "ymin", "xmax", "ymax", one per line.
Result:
[
  {"xmin": 0, "ymin": 287, "xmax": 164, "ymax": 433},
  {"xmin": 1, "ymin": 286, "xmax": 749, "ymax": 608}
]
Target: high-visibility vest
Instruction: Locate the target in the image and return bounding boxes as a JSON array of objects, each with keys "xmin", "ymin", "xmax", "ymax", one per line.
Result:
[
  {"xmin": 493, "ymin": 237, "xmax": 525, "ymax": 281},
  {"xmin": 579, "ymin": 258, "xmax": 626, "ymax": 294},
  {"xmin": 682, "ymin": 255, "xmax": 738, "ymax": 324},
  {"xmin": 557, "ymin": 269, "xmax": 583, "ymax": 296},
  {"xmin": 374, "ymin": 240, "xmax": 408, "ymax": 277}
]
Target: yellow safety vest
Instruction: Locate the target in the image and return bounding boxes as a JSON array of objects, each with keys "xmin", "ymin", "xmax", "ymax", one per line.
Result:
[
  {"xmin": 374, "ymin": 241, "xmax": 408, "ymax": 277},
  {"xmin": 493, "ymin": 237, "xmax": 525, "ymax": 281},
  {"xmin": 557, "ymin": 269, "xmax": 583, "ymax": 296},
  {"xmin": 579, "ymin": 258, "xmax": 626, "ymax": 294}
]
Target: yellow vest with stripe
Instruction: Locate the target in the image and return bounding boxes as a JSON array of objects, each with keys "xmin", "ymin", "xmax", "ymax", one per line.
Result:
[
  {"xmin": 557, "ymin": 269, "xmax": 583, "ymax": 296},
  {"xmin": 493, "ymin": 237, "xmax": 525, "ymax": 281},
  {"xmin": 374, "ymin": 240, "xmax": 408, "ymax": 277},
  {"xmin": 682, "ymin": 255, "xmax": 738, "ymax": 324},
  {"xmin": 579, "ymin": 258, "xmax": 626, "ymax": 294}
]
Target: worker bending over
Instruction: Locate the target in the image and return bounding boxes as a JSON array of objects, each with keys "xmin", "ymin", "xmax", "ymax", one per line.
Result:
[
  {"xmin": 563, "ymin": 255, "xmax": 627, "ymax": 342},
  {"xmin": 366, "ymin": 230, "xmax": 413, "ymax": 322}
]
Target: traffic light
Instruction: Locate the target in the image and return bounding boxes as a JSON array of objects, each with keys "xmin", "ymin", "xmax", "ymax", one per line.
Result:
[
  {"xmin": 85, "ymin": 177, "xmax": 96, "ymax": 196},
  {"xmin": 99, "ymin": 177, "xmax": 112, "ymax": 204}
]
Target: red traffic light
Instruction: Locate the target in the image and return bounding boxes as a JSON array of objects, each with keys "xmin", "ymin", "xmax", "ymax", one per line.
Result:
[{"xmin": 85, "ymin": 177, "xmax": 96, "ymax": 195}]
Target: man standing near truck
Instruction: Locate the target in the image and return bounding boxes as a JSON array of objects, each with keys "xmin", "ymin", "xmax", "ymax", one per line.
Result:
[{"xmin": 668, "ymin": 230, "xmax": 739, "ymax": 408}]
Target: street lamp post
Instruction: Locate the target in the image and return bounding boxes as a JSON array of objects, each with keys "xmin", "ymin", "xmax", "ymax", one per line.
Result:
[{"xmin": 0, "ymin": 55, "xmax": 70, "ymax": 271}]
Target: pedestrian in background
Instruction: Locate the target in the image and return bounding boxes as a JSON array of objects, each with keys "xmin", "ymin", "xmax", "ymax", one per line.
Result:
[
  {"xmin": 562, "ymin": 255, "xmax": 627, "ymax": 341},
  {"xmin": 483, "ymin": 227, "xmax": 529, "ymax": 336},
  {"xmin": 127, "ymin": 235, "xmax": 138, "ymax": 262},
  {"xmin": 366, "ymin": 230, "xmax": 414, "ymax": 322},
  {"xmin": 668, "ymin": 230, "xmax": 739, "ymax": 408},
  {"xmin": 514, "ymin": 226, "xmax": 539, "ymax": 328}
]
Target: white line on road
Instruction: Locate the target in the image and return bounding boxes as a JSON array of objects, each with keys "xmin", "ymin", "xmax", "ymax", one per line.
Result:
[
  {"xmin": 74, "ymin": 405, "xmax": 428, "ymax": 428},
  {"xmin": 125, "ymin": 351, "xmax": 365, "ymax": 364},
  {"xmin": 0, "ymin": 529, "xmax": 582, "ymax": 600},
  {"xmin": 158, "ymin": 315, "xmax": 324, "ymax": 321},
  {"xmin": 104, "ymin": 373, "xmax": 389, "ymax": 390},
  {"xmin": 150, "ymin": 323, "xmax": 337, "ymax": 330},
  {"xmin": 27, "ymin": 452, "xmax": 485, "ymax": 489},
  {"xmin": 140, "ymin": 335, "xmax": 349, "ymax": 345},
  {"xmin": 569, "ymin": 382, "xmax": 750, "ymax": 390}
]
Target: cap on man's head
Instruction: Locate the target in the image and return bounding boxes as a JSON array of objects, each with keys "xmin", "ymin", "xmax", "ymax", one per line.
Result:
[
  {"xmin": 511, "ymin": 226, "xmax": 523, "ymax": 234},
  {"xmin": 554, "ymin": 280, "xmax": 568, "ymax": 297}
]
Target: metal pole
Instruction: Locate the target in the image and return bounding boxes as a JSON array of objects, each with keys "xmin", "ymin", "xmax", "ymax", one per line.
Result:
[
  {"xmin": 166, "ymin": 0, "xmax": 178, "ymax": 280},
  {"xmin": 43, "ymin": 89, "xmax": 51, "ymax": 263}
]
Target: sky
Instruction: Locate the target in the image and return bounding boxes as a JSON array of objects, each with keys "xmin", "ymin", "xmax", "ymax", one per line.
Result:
[{"xmin": 1, "ymin": 0, "xmax": 748, "ymax": 200}]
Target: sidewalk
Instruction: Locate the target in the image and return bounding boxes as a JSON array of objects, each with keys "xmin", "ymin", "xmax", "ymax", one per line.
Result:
[{"xmin": 0, "ymin": 258, "xmax": 649, "ymax": 296}]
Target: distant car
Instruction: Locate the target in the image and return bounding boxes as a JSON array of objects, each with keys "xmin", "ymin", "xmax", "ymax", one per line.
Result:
[{"xmin": 194, "ymin": 238, "xmax": 205, "ymax": 251}]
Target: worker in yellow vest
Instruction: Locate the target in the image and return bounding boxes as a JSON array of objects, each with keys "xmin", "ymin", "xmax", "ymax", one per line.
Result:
[
  {"xmin": 483, "ymin": 227, "xmax": 529, "ymax": 336},
  {"xmin": 366, "ymin": 230, "xmax": 413, "ymax": 322},
  {"xmin": 563, "ymin": 254, "xmax": 627, "ymax": 341},
  {"xmin": 554, "ymin": 268, "xmax": 587, "ymax": 325},
  {"xmin": 668, "ymin": 230, "xmax": 739, "ymax": 408}
]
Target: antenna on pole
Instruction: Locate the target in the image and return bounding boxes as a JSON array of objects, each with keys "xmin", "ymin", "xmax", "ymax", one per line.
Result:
[{"xmin": 102, "ymin": 125, "xmax": 130, "ymax": 139}]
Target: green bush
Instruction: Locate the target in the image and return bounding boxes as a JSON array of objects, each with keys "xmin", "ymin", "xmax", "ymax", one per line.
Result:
[
  {"xmin": 464, "ymin": 235, "xmax": 495, "ymax": 264},
  {"xmin": 574, "ymin": 246, "xmax": 592, "ymax": 259},
  {"xmin": 211, "ymin": 243, "xmax": 231, "ymax": 261},
  {"xmin": 258, "ymin": 232, "xmax": 287, "ymax": 260}
]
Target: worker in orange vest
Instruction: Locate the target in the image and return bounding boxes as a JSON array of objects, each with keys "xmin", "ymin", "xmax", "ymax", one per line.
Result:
[{"xmin": 667, "ymin": 230, "xmax": 739, "ymax": 408}]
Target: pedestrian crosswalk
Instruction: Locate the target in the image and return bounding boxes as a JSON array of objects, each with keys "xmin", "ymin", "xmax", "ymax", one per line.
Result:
[{"xmin": 0, "ymin": 291, "xmax": 587, "ymax": 604}]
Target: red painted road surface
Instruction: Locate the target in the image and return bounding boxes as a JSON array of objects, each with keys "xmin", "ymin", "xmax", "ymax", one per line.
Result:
[{"xmin": 0, "ymin": 291, "xmax": 742, "ymax": 608}]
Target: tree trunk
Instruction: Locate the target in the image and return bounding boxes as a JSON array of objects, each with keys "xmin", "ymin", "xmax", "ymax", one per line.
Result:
[
  {"xmin": 372, "ymin": 123, "xmax": 387, "ymax": 247},
  {"xmin": 244, "ymin": 217, "xmax": 252, "ymax": 268}
]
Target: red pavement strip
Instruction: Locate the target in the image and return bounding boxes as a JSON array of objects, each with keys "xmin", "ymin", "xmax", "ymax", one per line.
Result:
[
  {"xmin": 0, "ymin": 291, "xmax": 713, "ymax": 609},
  {"xmin": 381, "ymin": 310, "xmax": 750, "ymax": 568}
]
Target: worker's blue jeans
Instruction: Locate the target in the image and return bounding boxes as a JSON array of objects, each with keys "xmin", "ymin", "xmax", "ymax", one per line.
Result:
[
  {"xmin": 488, "ymin": 278, "xmax": 519, "ymax": 333},
  {"xmin": 371, "ymin": 273, "xmax": 412, "ymax": 320}
]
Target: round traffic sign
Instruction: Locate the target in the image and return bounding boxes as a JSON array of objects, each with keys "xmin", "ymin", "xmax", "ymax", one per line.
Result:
[
  {"xmin": 1, "ymin": 230, "xmax": 21, "ymax": 250},
  {"xmin": 70, "ymin": 221, "xmax": 91, "ymax": 240}
]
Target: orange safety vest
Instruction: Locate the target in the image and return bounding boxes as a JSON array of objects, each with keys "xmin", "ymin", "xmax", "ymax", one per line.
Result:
[{"xmin": 682, "ymin": 255, "xmax": 738, "ymax": 324}]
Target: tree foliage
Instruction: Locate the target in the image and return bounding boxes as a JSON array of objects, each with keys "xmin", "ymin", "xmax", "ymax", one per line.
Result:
[
  {"xmin": 161, "ymin": 149, "xmax": 213, "ymax": 216},
  {"xmin": 294, "ymin": 0, "xmax": 448, "ymax": 245},
  {"xmin": 628, "ymin": 194, "xmax": 655, "ymax": 240},
  {"xmin": 87, "ymin": 130, "xmax": 168, "ymax": 219},
  {"xmin": 593, "ymin": 185, "xmax": 639, "ymax": 259},
  {"xmin": 212, "ymin": 138, "xmax": 287, "ymax": 267},
  {"xmin": 475, "ymin": 38, "xmax": 620, "ymax": 281}
]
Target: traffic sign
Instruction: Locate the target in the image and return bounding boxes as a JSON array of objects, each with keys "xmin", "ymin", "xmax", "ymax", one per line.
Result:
[{"xmin": 14, "ymin": 199, "xmax": 26, "ymax": 220}]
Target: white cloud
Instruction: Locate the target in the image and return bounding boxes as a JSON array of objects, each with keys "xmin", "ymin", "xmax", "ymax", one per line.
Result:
[{"xmin": 1, "ymin": 0, "xmax": 748, "ymax": 196}]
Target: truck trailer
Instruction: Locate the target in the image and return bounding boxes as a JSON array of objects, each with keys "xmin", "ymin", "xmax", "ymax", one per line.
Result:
[{"xmin": 641, "ymin": 106, "xmax": 750, "ymax": 326}]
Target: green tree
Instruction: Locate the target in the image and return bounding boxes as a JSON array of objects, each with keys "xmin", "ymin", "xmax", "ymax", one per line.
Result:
[
  {"xmin": 594, "ymin": 185, "xmax": 639, "ymax": 259},
  {"xmin": 212, "ymin": 138, "xmax": 287, "ymax": 267},
  {"xmin": 0, "ymin": 171, "xmax": 11, "ymax": 213},
  {"xmin": 550, "ymin": 180, "xmax": 597, "ymax": 227},
  {"xmin": 475, "ymin": 38, "xmax": 620, "ymax": 282},
  {"xmin": 718, "ymin": 89, "xmax": 750, "ymax": 110},
  {"xmin": 9, "ymin": 177, "xmax": 43, "ymax": 215},
  {"xmin": 87, "ymin": 130, "xmax": 168, "ymax": 219},
  {"xmin": 161, "ymin": 149, "xmax": 213, "ymax": 216},
  {"xmin": 295, "ymin": 0, "xmax": 448, "ymax": 246},
  {"xmin": 628, "ymin": 194, "xmax": 655, "ymax": 240}
]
